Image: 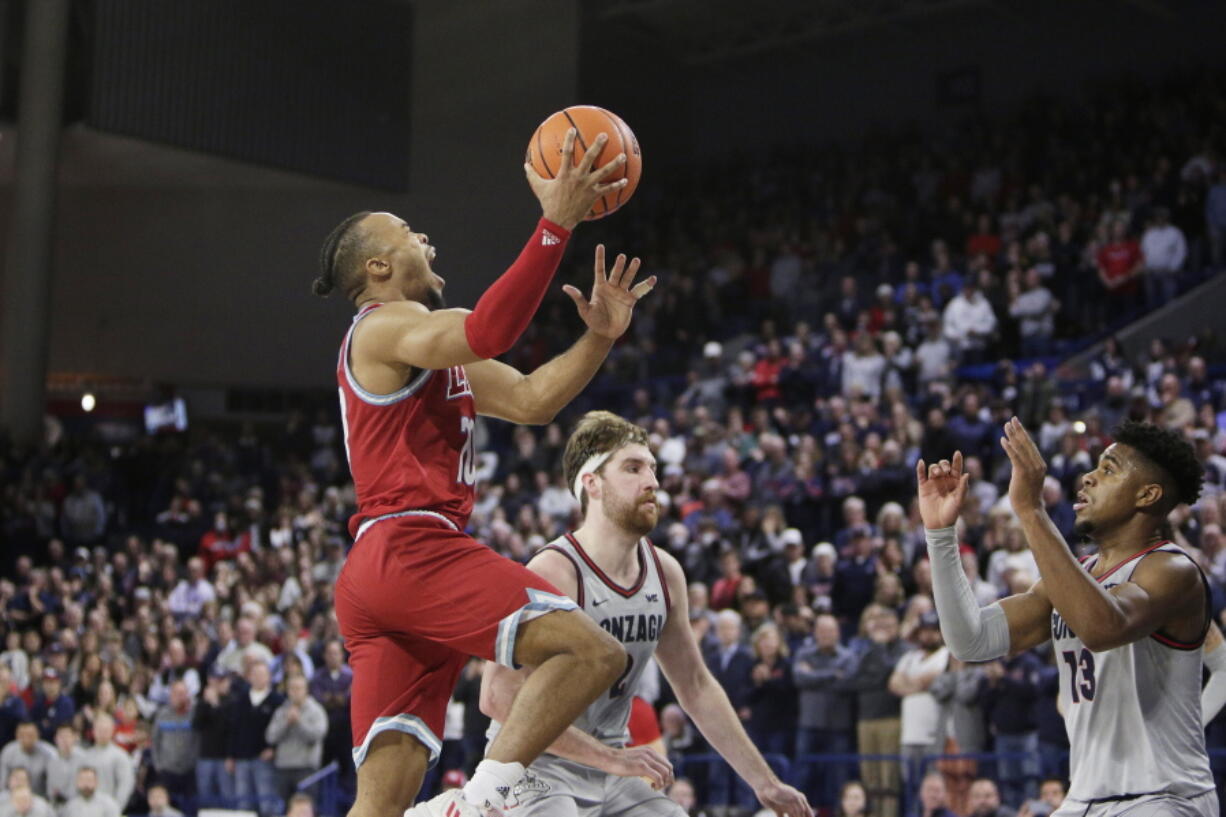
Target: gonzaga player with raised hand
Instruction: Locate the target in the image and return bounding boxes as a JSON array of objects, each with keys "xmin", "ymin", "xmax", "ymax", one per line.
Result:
[
  {"xmin": 917, "ymin": 419, "xmax": 1216, "ymax": 817},
  {"xmin": 481, "ymin": 411, "xmax": 812, "ymax": 817}
]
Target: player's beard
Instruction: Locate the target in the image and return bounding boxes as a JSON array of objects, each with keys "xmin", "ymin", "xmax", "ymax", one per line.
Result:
[{"xmin": 605, "ymin": 490, "xmax": 658, "ymax": 537}]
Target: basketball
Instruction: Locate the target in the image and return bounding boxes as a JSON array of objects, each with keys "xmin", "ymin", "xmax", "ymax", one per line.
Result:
[{"xmin": 527, "ymin": 105, "xmax": 642, "ymax": 220}]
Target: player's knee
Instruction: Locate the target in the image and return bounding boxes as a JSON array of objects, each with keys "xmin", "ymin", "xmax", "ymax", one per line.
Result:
[{"xmin": 579, "ymin": 626, "xmax": 627, "ymax": 685}]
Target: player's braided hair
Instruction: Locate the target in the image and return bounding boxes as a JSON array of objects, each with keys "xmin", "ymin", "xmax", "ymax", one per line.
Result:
[
  {"xmin": 1113, "ymin": 420, "xmax": 1203, "ymax": 509},
  {"xmin": 562, "ymin": 411, "xmax": 651, "ymax": 514},
  {"xmin": 314, "ymin": 211, "xmax": 372, "ymax": 299}
]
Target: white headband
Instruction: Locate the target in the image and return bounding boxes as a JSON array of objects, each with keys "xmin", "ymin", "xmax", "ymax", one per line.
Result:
[{"xmin": 573, "ymin": 451, "xmax": 613, "ymax": 502}]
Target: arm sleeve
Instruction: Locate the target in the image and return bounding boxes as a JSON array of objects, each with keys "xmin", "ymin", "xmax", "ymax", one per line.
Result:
[
  {"xmin": 926, "ymin": 526, "xmax": 1011, "ymax": 661},
  {"xmin": 1202, "ymin": 642, "xmax": 1226, "ymax": 727},
  {"xmin": 463, "ymin": 218, "xmax": 571, "ymax": 359}
]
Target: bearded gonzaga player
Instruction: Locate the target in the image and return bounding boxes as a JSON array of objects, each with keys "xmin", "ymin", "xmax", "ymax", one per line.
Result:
[
  {"xmin": 918, "ymin": 419, "xmax": 1216, "ymax": 817},
  {"xmin": 480, "ymin": 411, "xmax": 811, "ymax": 817}
]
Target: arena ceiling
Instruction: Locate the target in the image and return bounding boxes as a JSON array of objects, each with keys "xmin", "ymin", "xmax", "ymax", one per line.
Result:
[{"xmin": 591, "ymin": 0, "xmax": 1174, "ymax": 65}]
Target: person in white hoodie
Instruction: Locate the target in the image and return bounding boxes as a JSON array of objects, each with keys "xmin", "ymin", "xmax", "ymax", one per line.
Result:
[
  {"xmin": 1140, "ymin": 207, "xmax": 1187, "ymax": 310},
  {"xmin": 942, "ymin": 280, "xmax": 997, "ymax": 365}
]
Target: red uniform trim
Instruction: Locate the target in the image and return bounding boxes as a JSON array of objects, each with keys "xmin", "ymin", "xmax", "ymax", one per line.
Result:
[
  {"xmin": 1149, "ymin": 630, "xmax": 1203, "ymax": 650},
  {"xmin": 563, "ymin": 532, "xmax": 647, "ymax": 598},
  {"xmin": 1091, "ymin": 541, "xmax": 1171, "ymax": 584},
  {"xmin": 645, "ymin": 539, "xmax": 671, "ymax": 613},
  {"xmin": 530, "ymin": 545, "xmax": 585, "ymax": 608}
]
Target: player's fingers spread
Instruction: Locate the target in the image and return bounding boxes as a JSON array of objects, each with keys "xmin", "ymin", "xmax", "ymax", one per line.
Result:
[
  {"xmin": 559, "ymin": 127, "xmax": 577, "ymax": 171},
  {"xmin": 592, "ymin": 150, "xmax": 627, "ymax": 181},
  {"xmin": 593, "ymin": 244, "xmax": 606, "ymax": 283},
  {"xmin": 916, "ymin": 459, "xmax": 926, "ymax": 481},
  {"xmin": 594, "ymin": 178, "xmax": 629, "ymax": 195},
  {"xmin": 608, "ymin": 253, "xmax": 627, "ymax": 284},
  {"xmin": 577, "ymin": 132, "xmax": 608, "ymax": 173},
  {"xmin": 952, "ymin": 449, "xmax": 963, "ymax": 474},
  {"xmin": 621, "ymin": 256, "xmax": 642, "ymax": 286},
  {"xmin": 561, "ymin": 284, "xmax": 588, "ymax": 312}
]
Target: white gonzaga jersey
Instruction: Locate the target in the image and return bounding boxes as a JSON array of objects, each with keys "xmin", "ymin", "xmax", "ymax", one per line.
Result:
[
  {"xmin": 488, "ymin": 533, "xmax": 671, "ymax": 750},
  {"xmin": 1051, "ymin": 542, "xmax": 1215, "ymax": 807}
]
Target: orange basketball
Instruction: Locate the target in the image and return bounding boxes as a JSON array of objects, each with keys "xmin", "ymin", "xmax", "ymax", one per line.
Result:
[{"xmin": 527, "ymin": 105, "xmax": 642, "ymax": 221}]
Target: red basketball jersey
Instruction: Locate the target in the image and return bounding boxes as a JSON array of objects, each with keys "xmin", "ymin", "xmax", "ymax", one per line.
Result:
[{"xmin": 337, "ymin": 304, "xmax": 478, "ymax": 537}]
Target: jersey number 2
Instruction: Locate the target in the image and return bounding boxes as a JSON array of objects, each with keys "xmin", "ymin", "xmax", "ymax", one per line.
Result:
[
  {"xmin": 1061, "ymin": 648, "xmax": 1096, "ymax": 703},
  {"xmin": 610, "ymin": 655, "xmax": 635, "ymax": 699},
  {"xmin": 457, "ymin": 416, "xmax": 478, "ymax": 486}
]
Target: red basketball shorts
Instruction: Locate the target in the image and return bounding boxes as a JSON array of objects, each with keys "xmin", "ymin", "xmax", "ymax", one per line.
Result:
[{"xmin": 334, "ymin": 510, "xmax": 576, "ymax": 769}]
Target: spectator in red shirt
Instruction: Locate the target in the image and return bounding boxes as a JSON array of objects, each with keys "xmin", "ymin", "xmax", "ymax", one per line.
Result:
[
  {"xmin": 752, "ymin": 339, "xmax": 786, "ymax": 404},
  {"xmin": 197, "ymin": 512, "xmax": 251, "ymax": 573},
  {"xmin": 965, "ymin": 213, "xmax": 1002, "ymax": 263},
  {"xmin": 711, "ymin": 550, "xmax": 744, "ymax": 611},
  {"xmin": 1095, "ymin": 219, "xmax": 1142, "ymax": 304}
]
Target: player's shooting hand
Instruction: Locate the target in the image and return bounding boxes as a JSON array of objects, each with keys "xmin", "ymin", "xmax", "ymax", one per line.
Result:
[
  {"xmin": 525, "ymin": 128, "xmax": 628, "ymax": 230},
  {"xmin": 562, "ymin": 244, "xmax": 656, "ymax": 341},
  {"xmin": 1001, "ymin": 416, "xmax": 1046, "ymax": 513},
  {"xmin": 915, "ymin": 451, "xmax": 969, "ymax": 529},
  {"xmin": 754, "ymin": 778, "xmax": 814, "ymax": 817},
  {"xmin": 605, "ymin": 745, "xmax": 673, "ymax": 790}
]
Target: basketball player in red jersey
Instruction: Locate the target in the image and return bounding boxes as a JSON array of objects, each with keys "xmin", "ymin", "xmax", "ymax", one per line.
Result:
[{"xmin": 313, "ymin": 129, "xmax": 657, "ymax": 817}]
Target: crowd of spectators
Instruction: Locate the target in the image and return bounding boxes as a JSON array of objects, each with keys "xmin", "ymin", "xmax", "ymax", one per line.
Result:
[{"xmin": 1, "ymin": 68, "xmax": 1226, "ymax": 817}]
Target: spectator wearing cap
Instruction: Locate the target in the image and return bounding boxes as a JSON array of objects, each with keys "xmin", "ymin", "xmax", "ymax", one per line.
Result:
[
  {"xmin": 0, "ymin": 669, "xmax": 27, "ymax": 748},
  {"xmin": 832, "ymin": 532, "xmax": 877, "ymax": 628},
  {"xmin": 888, "ymin": 612, "xmax": 950, "ymax": 783},
  {"xmin": 166, "ymin": 557, "xmax": 216, "ymax": 620},
  {"xmin": 193, "ymin": 663, "xmax": 236, "ymax": 808},
  {"xmin": 0, "ymin": 783, "xmax": 54, "ymax": 817},
  {"xmin": 45, "ymin": 724, "xmax": 85, "ymax": 808},
  {"xmin": 229, "ymin": 660, "xmax": 283, "ymax": 817},
  {"xmin": 82, "ymin": 714, "xmax": 132, "ymax": 812},
  {"xmin": 61, "ymin": 767, "xmax": 118, "ymax": 817},
  {"xmin": 265, "ymin": 675, "xmax": 326, "ymax": 803},
  {"xmin": 1139, "ymin": 206, "xmax": 1187, "ymax": 309},
  {"xmin": 781, "ymin": 530, "xmax": 809, "ymax": 588},
  {"xmin": 0, "ymin": 724, "xmax": 53, "ymax": 797},
  {"xmin": 151, "ymin": 681, "xmax": 196, "ymax": 800},
  {"xmin": 793, "ymin": 613, "xmax": 857, "ymax": 809},
  {"xmin": 30, "ymin": 669, "xmax": 73, "ymax": 744}
]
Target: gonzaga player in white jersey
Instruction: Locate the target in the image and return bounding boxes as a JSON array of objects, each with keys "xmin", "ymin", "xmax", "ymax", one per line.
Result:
[
  {"xmin": 481, "ymin": 411, "xmax": 811, "ymax": 817},
  {"xmin": 918, "ymin": 419, "xmax": 1216, "ymax": 817}
]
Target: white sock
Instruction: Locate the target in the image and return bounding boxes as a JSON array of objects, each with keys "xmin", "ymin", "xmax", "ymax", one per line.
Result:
[{"xmin": 462, "ymin": 759, "xmax": 525, "ymax": 812}]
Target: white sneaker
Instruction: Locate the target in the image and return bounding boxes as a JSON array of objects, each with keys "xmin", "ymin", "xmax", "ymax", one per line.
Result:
[{"xmin": 403, "ymin": 789, "xmax": 489, "ymax": 817}]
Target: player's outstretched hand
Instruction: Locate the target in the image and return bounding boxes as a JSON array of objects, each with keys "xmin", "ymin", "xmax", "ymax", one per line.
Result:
[
  {"xmin": 563, "ymin": 243, "xmax": 656, "ymax": 342},
  {"xmin": 605, "ymin": 745, "xmax": 673, "ymax": 790},
  {"xmin": 1001, "ymin": 416, "xmax": 1046, "ymax": 513},
  {"xmin": 916, "ymin": 450, "xmax": 969, "ymax": 529},
  {"xmin": 754, "ymin": 779, "xmax": 813, "ymax": 817},
  {"xmin": 525, "ymin": 127, "xmax": 627, "ymax": 230}
]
